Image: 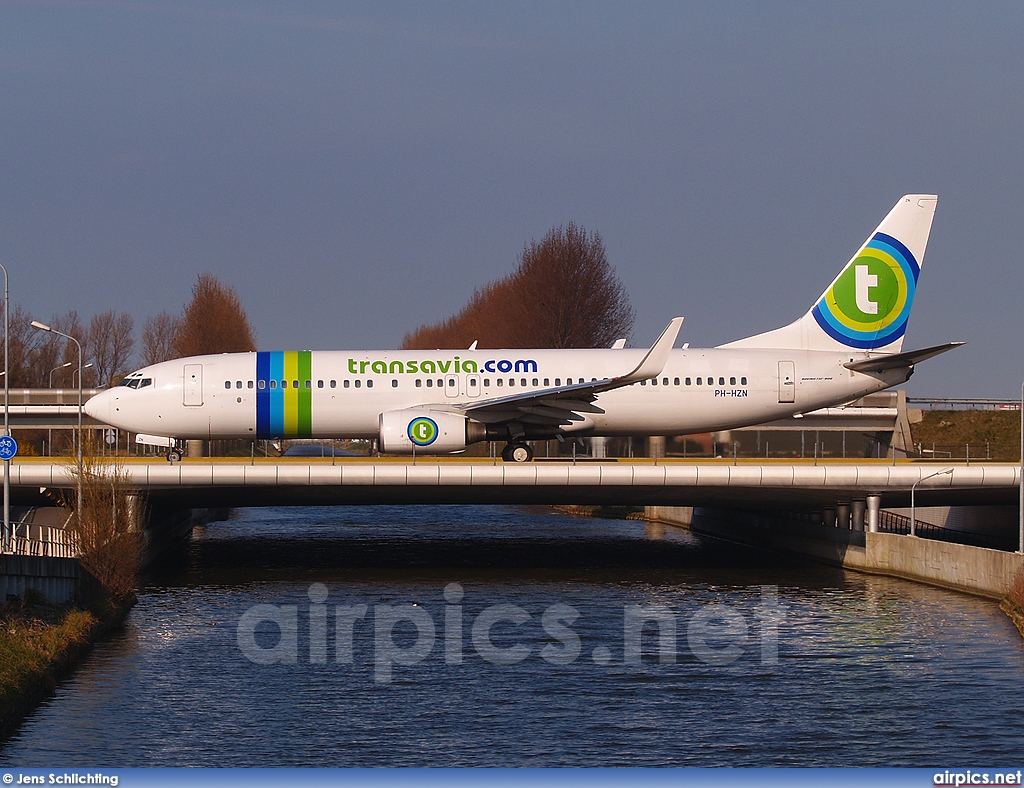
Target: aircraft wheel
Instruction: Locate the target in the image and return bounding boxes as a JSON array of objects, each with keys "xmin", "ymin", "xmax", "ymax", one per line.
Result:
[
  {"xmin": 502, "ymin": 443, "xmax": 533, "ymax": 463},
  {"xmin": 167, "ymin": 448, "xmax": 183, "ymax": 463}
]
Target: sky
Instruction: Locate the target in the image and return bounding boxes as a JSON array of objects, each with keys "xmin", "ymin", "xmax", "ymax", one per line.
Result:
[{"xmin": 2, "ymin": 1, "xmax": 1023, "ymax": 398}]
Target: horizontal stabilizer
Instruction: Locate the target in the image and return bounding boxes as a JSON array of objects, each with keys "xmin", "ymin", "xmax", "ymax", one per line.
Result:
[{"xmin": 843, "ymin": 342, "xmax": 964, "ymax": 372}]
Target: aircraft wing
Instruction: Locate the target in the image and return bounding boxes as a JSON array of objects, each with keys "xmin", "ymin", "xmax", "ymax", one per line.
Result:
[
  {"xmin": 843, "ymin": 341, "xmax": 965, "ymax": 373},
  {"xmin": 450, "ymin": 317, "xmax": 683, "ymax": 427}
]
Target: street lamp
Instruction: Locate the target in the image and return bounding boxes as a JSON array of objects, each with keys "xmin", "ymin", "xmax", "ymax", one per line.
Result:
[
  {"xmin": 72, "ymin": 362, "xmax": 94, "ymax": 388},
  {"xmin": 48, "ymin": 362, "xmax": 73, "ymax": 458},
  {"xmin": 1, "ymin": 263, "xmax": 8, "ymax": 554},
  {"xmin": 31, "ymin": 321, "xmax": 83, "ymax": 514},
  {"xmin": 49, "ymin": 361, "xmax": 72, "ymax": 388},
  {"xmin": 910, "ymin": 467, "xmax": 954, "ymax": 537}
]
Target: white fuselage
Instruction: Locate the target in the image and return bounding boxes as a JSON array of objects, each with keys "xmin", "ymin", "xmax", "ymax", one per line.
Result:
[{"xmin": 85, "ymin": 346, "xmax": 906, "ymax": 443}]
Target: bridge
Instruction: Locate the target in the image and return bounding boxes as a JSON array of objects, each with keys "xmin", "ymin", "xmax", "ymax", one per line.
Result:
[{"xmin": 8, "ymin": 456, "xmax": 1020, "ymax": 510}]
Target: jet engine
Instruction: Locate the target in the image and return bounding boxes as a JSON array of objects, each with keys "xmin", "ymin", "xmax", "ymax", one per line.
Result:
[{"xmin": 378, "ymin": 409, "xmax": 487, "ymax": 454}]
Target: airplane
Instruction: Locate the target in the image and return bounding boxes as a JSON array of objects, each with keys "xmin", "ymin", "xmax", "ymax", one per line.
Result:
[{"xmin": 85, "ymin": 194, "xmax": 962, "ymax": 462}]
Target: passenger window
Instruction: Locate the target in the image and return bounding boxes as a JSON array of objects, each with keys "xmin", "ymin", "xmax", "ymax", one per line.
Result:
[
  {"xmin": 640, "ymin": 380, "xmax": 646, "ymax": 386},
  {"xmin": 544, "ymin": 378, "xmax": 550, "ymax": 386},
  {"xmin": 392, "ymin": 380, "xmax": 398, "ymax": 388},
  {"xmin": 730, "ymin": 377, "xmax": 736, "ymax": 385},
  {"xmin": 448, "ymin": 378, "xmax": 455, "ymax": 387},
  {"xmin": 343, "ymin": 380, "xmax": 349, "ymax": 388},
  {"xmin": 663, "ymin": 377, "xmax": 669, "ymax": 386},
  {"xmin": 718, "ymin": 377, "xmax": 725, "ymax": 386},
  {"xmin": 224, "ymin": 381, "xmax": 231, "ymax": 390},
  {"xmin": 270, "ymin": 380, "xmax": 277, "ymax": 389},
  {"xmin": 235, "ymin": 381, "xmax": 242, "ymax": 389},
  {"xmin": 497, "ymin": 379, "xmax": 503, "ymax": 387},
  {"xmin": 696, "ymin": 378, "xmax": 702, "ymax": 385},
  {"xmin": 426, "ymin": 379, "xmax": 433, "ymax": 387},
  {"xmin": 509, "ymin": 379, "xmax": 515, "ymax": 387},
  {"xmin": 555, "ymin": 378, "xmax": 561, "ymax": 386},
  {"xmin": 293, "ymin": 380, "xmax": 299, "ymax": 389},
  {"xmin": 532, "ymin": 378, "xmax": 539, "ymax": 386},
  {"xmin": 521, "ymin": 378, "xmax": 527, "ymax": 387},
  {"xmin": 330, "ymin": 380, "xmax": 337, "ymax": 388},
  {"xmin": 484, "ymin": 379, "xmax": 490, "ymax": 387},
  {"xmin": 258, "ymin": 380, "xmax": 266, "ymax": 390},
  {"xmin": 281, "ymin": 380, "xmax": 288, "ymax": 389},
  {"xmin": 674, "ymin": 378, "xmax": 680, "ymax": 386},
  {"xmin": 416, "ymin": 379, "xmax": 422, "ymax": 388},
  {"xmin": 305, "ymin": 380, "xmax": 311, "ymax": 389},
  {"xmin": 354, "ymin": 380, "xmax": 361, "ymax": 388},
  {"xmin": 247, "ymin": 381, "xmax": 253, "ymax": 389},
  {"xmin": 685, "ymin": 377, "xmax": 691, "ymax": 386},
  {"xmin": 317, "ymin": 380, "xmax": 324, "ymax": 388},
  {"xmin": 741, "ymin": 376, "xmax": 747, "ymax": 385},
  {"xmin": 367, "ymin": 380, "xmax": 373, "ymax": 388},
  {"xmin": 436, "ymin": 379, "xmax": 442, "ymax": 388}
]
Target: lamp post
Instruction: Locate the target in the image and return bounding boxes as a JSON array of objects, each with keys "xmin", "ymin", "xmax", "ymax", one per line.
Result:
[
  {"xmin": 31, "ymin": 321, "xmax": 83, "ymax": 514},
  {"xmin": 1, "ymin": 263, "xmax": 8, "ymax": 553},
  {"xmin": 72, "ymin": 362, "xmax": 94, "ymax": 388},
  {"xmin": 910, "ymin": 467, "xmax": 954, "ymax": 537},
  {"xmin": 49, "ymin": 361, "xmax": 72, "ymax": 388},
  {"xmin": 48, "ymin": 362, "xmax": 73, "ymax": 457}
]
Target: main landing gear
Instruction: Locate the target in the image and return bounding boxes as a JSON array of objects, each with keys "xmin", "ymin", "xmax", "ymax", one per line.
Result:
[{"xmin": 501, "ymin": 442, "xmax": 533, "ymax": 463}]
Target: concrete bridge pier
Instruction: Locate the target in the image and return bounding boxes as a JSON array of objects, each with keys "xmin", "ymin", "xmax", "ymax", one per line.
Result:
[
  {"xmin": 836, "ymin": 502, "xmax": 851, "ymax": 530},
  {"xmin": 866, "ymin": 495, "xmax": 882, "ymax": 533},
  {"xmin": 851, "ymin": 499, "xmax": 866, "ymax": 532}
]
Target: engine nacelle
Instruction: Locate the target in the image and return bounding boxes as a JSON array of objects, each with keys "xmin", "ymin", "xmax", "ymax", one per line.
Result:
[{"xmin": 379, "ymin": 409, "xmax": 485, "ymax": 454}]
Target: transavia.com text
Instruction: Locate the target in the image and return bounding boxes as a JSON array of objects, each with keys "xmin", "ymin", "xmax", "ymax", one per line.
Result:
[{"xmin": 235, "ymin": 583, "xmax": 787, "ymax": 684}]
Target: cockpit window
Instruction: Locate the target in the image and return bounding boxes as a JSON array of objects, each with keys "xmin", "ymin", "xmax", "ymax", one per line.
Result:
[{"xmin": 117, "ymin": 375, "xmax": 153, "ymax": 390}]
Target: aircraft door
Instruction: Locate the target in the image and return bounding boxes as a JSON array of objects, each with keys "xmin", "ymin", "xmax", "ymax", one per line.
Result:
[
  {"xmin": 466, "ymin": 374, "xmax": 480, "ymax": 398},
  {"xmin": 183, "ymin": 363, "xmax": 204, "ymax": 406},
  {"xmin": 445, "ymin": 375, "xmax": 460, "ymax": 398},
  {"xmin": 778, "ymin": 361, "xmax": 795, "ymax": 403}
]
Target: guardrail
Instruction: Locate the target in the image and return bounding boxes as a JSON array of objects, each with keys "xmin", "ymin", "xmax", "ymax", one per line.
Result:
[{"xmin": 907, "ymin": 397, "xmax": 1021, "ymax": 411}]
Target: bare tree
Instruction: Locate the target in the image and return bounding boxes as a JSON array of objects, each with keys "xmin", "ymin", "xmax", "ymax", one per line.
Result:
[
  {"xmin": 173, "ymin": 274, "xmax": 256, "ymax": 357},
  {"xmin": 3, "ymin": 303, "xmax": 45, "ymax": 387},
  {"xmin": 510, "ymin": 223, "xmax": 634, "ymax": 348},
  {"xmin": 402, "ymin": 223, "xmax": 633, "ymax": 350},
  {"xmin": 30, "ymin": 310, "xmax": 89, "ymax": 388},
  {"xmin": 141, "ymin": 311, "xmax": 182, "ymax": 365},
  {"xmin": 88, "ymin": 311, "xmax": 135, "ymax": 386}
]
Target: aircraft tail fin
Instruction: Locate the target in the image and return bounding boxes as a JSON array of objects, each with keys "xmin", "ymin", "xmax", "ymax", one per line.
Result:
[{"xmin": 721, "ymin": 194, "xmax": 937, "ymax": 353}]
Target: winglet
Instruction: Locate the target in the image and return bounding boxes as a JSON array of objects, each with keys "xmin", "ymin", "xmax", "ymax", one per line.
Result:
[{"xmin": 617, "ymin": 317, "xmax": 683, "ymax": 384}]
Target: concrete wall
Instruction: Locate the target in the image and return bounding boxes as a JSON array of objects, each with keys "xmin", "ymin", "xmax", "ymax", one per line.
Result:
[
  {"xmin": 0, "ymin": 555, "xmax": 80, "ymax": 604},
  {"xmin": 647, "ymin": 505, "xmax": 1024, "ymax": 599}
]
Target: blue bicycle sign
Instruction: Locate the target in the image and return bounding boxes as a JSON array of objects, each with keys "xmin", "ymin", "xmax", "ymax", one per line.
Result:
[{"xmin": 0, "ymin": 435, "xmax": 18, "ymax": 461}]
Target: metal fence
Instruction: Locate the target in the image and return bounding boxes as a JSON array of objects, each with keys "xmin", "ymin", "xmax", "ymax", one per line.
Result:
[
  {"xmin": 877, "ymin": 509, "xmax": 1017, "ymax": 552},
  {"xmin": 8, "ymin": 522, "xmax": 78, "ymax": 558}
]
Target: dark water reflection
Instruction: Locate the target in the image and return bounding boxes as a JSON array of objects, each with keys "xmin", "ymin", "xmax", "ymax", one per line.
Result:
[{"xmin": 2, "ymin": 505, "xmax": 1023, "ymax": 766}]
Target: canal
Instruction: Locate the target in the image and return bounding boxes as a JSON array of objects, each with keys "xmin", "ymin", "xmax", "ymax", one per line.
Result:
[{"xmin": 2, "ymin": 505, "xmax": 1023, "ymax": 766}]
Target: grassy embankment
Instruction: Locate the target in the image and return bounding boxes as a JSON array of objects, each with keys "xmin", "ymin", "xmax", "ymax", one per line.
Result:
[
  {"xmin": 0, "ymin": 450, "xmax": 140, "ymax": 740},
  {"xmin": 910, "ymin": 409, "xmax": 1021, "ymax": 461}
]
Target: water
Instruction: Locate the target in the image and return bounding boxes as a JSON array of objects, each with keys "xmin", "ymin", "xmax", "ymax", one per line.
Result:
[{"xmin": 2, "ymin": 505, "xmax": 1023, "ymax": 766}]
